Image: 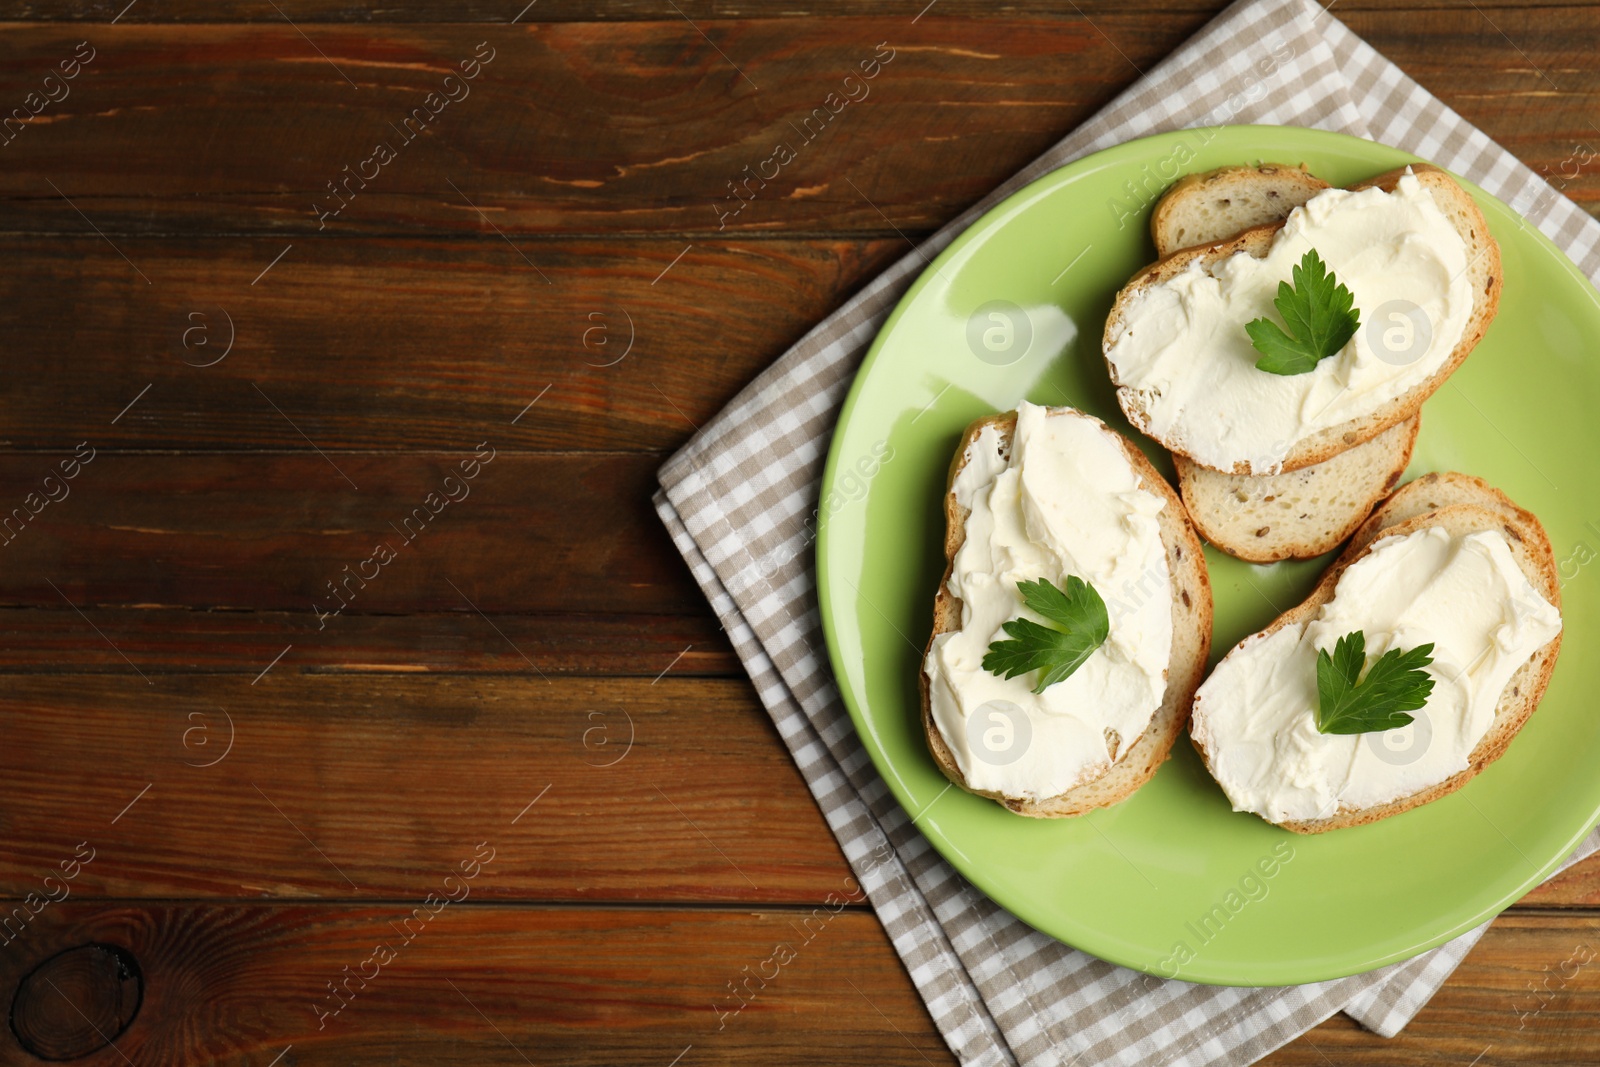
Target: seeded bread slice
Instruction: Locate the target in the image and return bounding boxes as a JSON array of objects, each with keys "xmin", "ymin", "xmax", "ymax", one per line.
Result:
[
  {"xmin": 1189, "ymin": 472, "xmax": 1562, "ymax": 833},
  {"xmin": 1151, "ymin": 165, "xmax": 1421, "ymax": 561},
  {"xmin": 1150, "ymin": 162, "xmax": 1330, "ymax": 255},
  {"xmin": 1105, "ymin": 164, "xmax": 1500, "ymax": 476},
  {"xmin": 922, "ymin": 407, "xmax": 1213, "ymax": 817},
  {"xmin": 1175, "ymin": 404, "xmax": 1419, "ymax": 563}
]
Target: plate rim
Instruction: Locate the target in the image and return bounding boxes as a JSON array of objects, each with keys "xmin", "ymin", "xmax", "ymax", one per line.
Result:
[{"xmin": 815, "ymin": 123, "xmax": 1600, "ymax": 986}]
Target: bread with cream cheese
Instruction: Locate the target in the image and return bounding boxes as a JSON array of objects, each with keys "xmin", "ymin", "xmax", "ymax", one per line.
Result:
[
  {"xmin": 1104, "ymin": 164, "xmax": 1499, "ymax": 477},
  {"xmin": 1150, "ymin": 164, "xmax": 1421, "ymax": 562},
  {"xmin": 1189, "ymin": 472, "xmax": 1562, "ymax": 833},
  {"xmin": 922, "ymin": 407, "xmax": 1213, "ymax": 817}
]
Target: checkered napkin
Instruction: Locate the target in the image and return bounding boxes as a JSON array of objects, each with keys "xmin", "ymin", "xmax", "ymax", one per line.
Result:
[{"xmin": 654, "ymin": 0, "xmax": 1600, "ymax": 1062}]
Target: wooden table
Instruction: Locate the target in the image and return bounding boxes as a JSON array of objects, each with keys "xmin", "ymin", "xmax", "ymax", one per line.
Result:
[{"xmin": 2, "ymin": 1, "xmax": 1598, "ymax": 1063}]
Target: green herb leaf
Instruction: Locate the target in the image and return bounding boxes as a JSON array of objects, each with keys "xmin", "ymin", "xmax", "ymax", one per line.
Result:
[
  {"xmin": 1247, "ymin": 249, "xmax": 1361, "ymax": 375},
  {"xmin": 981, "ymin": 576, "xmax": 1110, "ymax": 694},
  {"xmin": 1314, "ymin": 630, "xmax": 1436, "ymax": 735}
]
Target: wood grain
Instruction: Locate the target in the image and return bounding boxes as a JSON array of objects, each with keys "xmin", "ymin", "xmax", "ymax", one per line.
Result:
[
  {"xmin": 0, "ymin": 0, "xmax": 1587, "ymax": 22},
  {"xmin": 0, "ymin": 607, "xmax": 738, "ymax": 675},
  {"xmin": 0, "ymin": 671, "xmax": 1593, "ymax": 911},
  {"xmin": 0, "ymin": 903, "xmax": 956, "ymax": 1066},
  {"xmin": 9, "ymin": 943, "xmax": 142, "ymax": 1061},
  {"xmin": 3, "ymin": 904, "xmax": 1599, "ymax": 1066},
  {"xmin": 0, "ymin": 19, "xmax": 1189, "ymax": 237},
  {"xmin": 0, "ymin": 10, "xmax": 1595, "ymax": 243},
  {"xmin": 0, "ymin": 676, "xmax": 852, "ymax": 903},
  {"xmin": 0, "ymin": 237, "xmax": 901, "ymax": 451},
  {"xmin": 0, "ymin": 453, "xmax": 709, "ymax": 615},
  {"xmin": 2, "ymin": 3, "xmax": 1598, "ymax": 1063},
  {"xmin": 1266, "ymin": 912, "xmax": 1600, "ymax": 1065},
  {"xmin": 0, "ymin": 448, "xmax": 741, "ymax": 672}
]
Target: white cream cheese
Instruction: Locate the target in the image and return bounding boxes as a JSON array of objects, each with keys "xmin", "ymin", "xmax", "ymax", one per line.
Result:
[
  {"xmin": 1192, "ymin": 526, "xmax": 1561, "ymax": 823},
  {"xmin": 925, "ymin": 403, "xmax": 1173, "ymax": 801},
  {"xmin": 1105, "ymin": 171, "xmax": 1473, "ymax": 473}
]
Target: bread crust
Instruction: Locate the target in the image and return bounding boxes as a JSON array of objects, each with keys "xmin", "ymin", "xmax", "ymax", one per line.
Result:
[
  {"xmin": 1149, "ymin": 163, "xmax": 1329, "ymax": 257},
  {"xmin": 1189, "ymin": 473, "xmax": 1563, "ymax": 833},
  {"xmin": 1149, "ymin": 164, "xmax": 1419, "ymax": 562},
  {"xmin": 921, "ymin": 407, "xmax": 1212, "ymax": 817},
  {"xmin": 1173, "ymin": 414, "xmax": 1419, "ymax": 563},
  {"xmin": 1104, "ymin": 164, "xmax": 1502, "ymax": 475}
]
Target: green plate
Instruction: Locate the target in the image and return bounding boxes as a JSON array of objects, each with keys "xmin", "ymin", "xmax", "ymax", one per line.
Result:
[{"xmin": 816, "ymin": 125, "xmax": 1600, "ymax": 986}]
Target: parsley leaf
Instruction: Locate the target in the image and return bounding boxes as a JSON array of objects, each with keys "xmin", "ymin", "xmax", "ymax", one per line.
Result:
[
  {"xmin": 981, "ymin": 576, "xmax": 1110, "ymax": 694},
  {"xmin": 1247, "ymin": 249, "xmax": 1361, "ymax": 375},
  {"xmin": 1314, "ymin": 630, "xmax": 1436, "ymax": 735}
]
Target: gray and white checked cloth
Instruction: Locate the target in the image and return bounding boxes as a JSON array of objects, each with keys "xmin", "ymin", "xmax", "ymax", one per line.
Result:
[{"xmin": 653, "ymin": 0, "xmax": 1600, "ymax": 1062}]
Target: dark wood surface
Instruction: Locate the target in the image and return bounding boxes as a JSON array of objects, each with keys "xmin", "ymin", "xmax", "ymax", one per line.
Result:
[{"xmin": 4, "ymin": 2, "xmax": 1600, "ymax": 1064}]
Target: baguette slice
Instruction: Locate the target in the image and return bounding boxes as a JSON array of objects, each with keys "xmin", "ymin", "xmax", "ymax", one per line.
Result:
[
  {"xmin": 922, "ymin": 407, "xmax": 1213, "ymax": 817},
  {"xmin": 1150, "ymin": 162, "xmax": 1331, "ymax": 255},
  {"xmin": 1152, "ymin": 165, "xmax": 1421, "ymax": 561},
  {"xmin": 1174, "ymin": 417, "xmax": 1417, "ymax": 563},
  {"xmin": 1190, "ymin": 472, "xmax": 1563, "ymax": 833},
  {"xmin": 1105, "ymin": 164, "xmax": 1500, "ymax": 476}
]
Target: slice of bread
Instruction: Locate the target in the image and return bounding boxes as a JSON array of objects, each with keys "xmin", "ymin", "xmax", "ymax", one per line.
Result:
[
  {"xmin": 1151, "ymin": 165, "xmax": 1421, "ymax": 561},
  {"xmin": 1150, "ymin": 163, "xmax": 1330, "ymax": 255},
  {"xmin": 922, "ymin": 407, "xmax": 1213, "ymax": 817},
  {"xmin": 1175, "ymin": 402, "xmax": 1418, "ymax": 563},
  {"xmin": 1190, "ymin": 472, "xmax": 1563, "ymax": 833},
  {"xmin": 1105, "ymin": 164, "xmax": 1501, "ymax": 476}
]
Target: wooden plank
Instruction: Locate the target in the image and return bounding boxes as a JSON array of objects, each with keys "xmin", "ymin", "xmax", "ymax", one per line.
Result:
[
  {"xmin": 0, "ymin": 676, "xmax": 851, "ymax": 903},
  {"xmin": 1265, "ymin": 912, "xmax": 1600, "ymax": 1065},
  {"xmin": 0, "ymin": 237, "xmax": 899, "ymax": 450},
  {"xmin": 4, "ymin": 903, "xmax": 1600, "ymax": 1065},
  {"xmin": 0, "ymin": 11, "xmax": 1594, "ymax": 241},
  {"xmin": 0, "ymin": 19, "xmax": 1184, "ymax": 236},
  {"xmin": 0, "ymin": 453, "xmax": 709, "ymax": 615},
  {"xmin": 0, "ymin": 607, "xmax": 738, "ymax": 675},
  {"xmin": 0, "ymin": 903, "xmax": 956, "ymax": 1066},
  {"xmin": 0, "ymin": 0, "xmax": 1587, "ymax": 23},
  {"xmin": 1, "ymin": 670, "xmax": 1593, "ymax": 909}
]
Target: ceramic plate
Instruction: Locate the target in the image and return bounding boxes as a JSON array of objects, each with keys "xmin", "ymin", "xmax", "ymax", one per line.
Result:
[{"xmin": 816, "ymin": 125, "xmax": 1600, "ymax": 985}]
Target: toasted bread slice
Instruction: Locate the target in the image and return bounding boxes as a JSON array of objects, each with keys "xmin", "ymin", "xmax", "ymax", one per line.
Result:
[
  {"xmin": 1152, "ymin": 165, "xmax": 1422, "ymax": 561},
  {"xmin": 1190, "ymin": 472, "xmax": 1562, "ymax": 833},
  {"xmin": 922, "ymin": 407, "xmax": 1212, "ymax": 817},
  {"xmin": 1150, "ymin": 163, "xmax": 1330, "ymax": 255},
  {"xmin": 1105, "ymin": 164, "xmax": 1500, "ymax": 476}
]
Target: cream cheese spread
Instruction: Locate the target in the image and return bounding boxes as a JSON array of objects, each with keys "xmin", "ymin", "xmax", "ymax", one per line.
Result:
[
  {"xmin": 925, "ymin": 403, "xmax": 1173, "ymax": 801},
  {"xmin": 1192, "ymin": 526, "xmax": 1561, "ymax": 823},
  {"xmin": 1104, "ymin": 170, "xmax": 1473, "ymax": 473}
]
